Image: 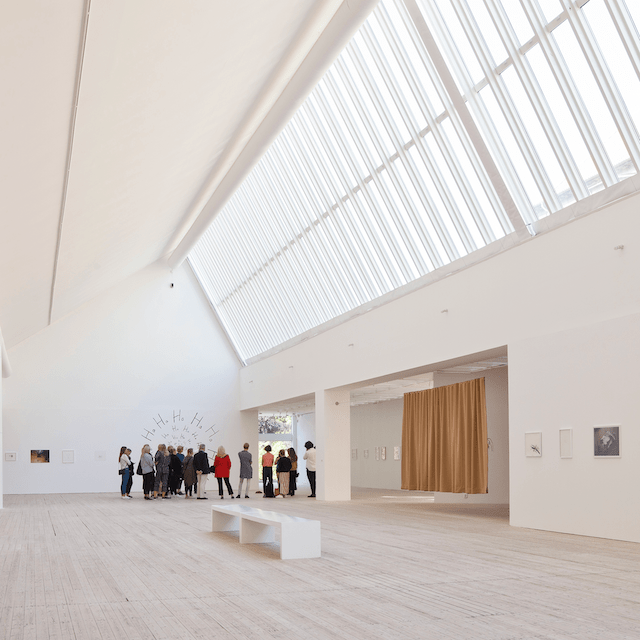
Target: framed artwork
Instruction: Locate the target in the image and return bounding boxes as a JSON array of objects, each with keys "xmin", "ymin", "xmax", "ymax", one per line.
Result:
[
  {"xmin": 31, "ymin": 450, "xmax": 50, "ymax": 463},
  {"xmin": 594, "ymin": 426, "xmax": 620, "ymax": 457},
  {"xmin": 525, "ymin": 432, "xmax": 542, "ymax": 457},
  {"xmin": 375, "ymin": 447, "xmax": 380, "ymax": 461},
  {"xmin": 62, "ymin": 450, "xmax": 75, "ymax": 464},
  {"xmin": 351, "ymin": 448, "xmax": 357, "ymax": 460},
  {"xmin": 363, "ymin": 449, "xmax": 369, "ymax": 459},
  {"xmin": 559, "ymin": 429, "xmax": 573, "ymax": 459},
  {"xmin": 381, "ymin": 446, "xmax": 387, "ymax": 460},
  {"xmin": 5, "ymin": 452, "xmax": 17, "ymax": 462},
  {"xmin": 393, "ymin": 446, "xmax": 400, "ymax": 461}
]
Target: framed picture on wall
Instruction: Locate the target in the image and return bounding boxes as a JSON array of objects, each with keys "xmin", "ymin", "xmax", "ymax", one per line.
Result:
[
  {"xmin": 351, "ymin": 448, "xmax": 357, "ymax": 460},
  {"xmin": 5, "ymin": 452, "xmax": 17, "ymax": 462},
  {"xmin": 559, "ymin": 429, "xmax": 572, "ymax": 459},
  {"xmin": 381, "ymin": 447, "xmax": 386, "ymax": 460},
  {"xmin": 31, "ymin": 450, "xmax": 50, "ymax": 463},
  {"xmin": 62, "ymin": 450, "xmax": 75, "ymax": 464},
  {"xmin": 363, "ymin": 449, "xmax": 369, "ymax": 459},
  {"xmin": 594, "ymin": 425, "xmax": 620, "ymax": 457},
  {"xmin": 525, "ymin": 432, "xmax": 542, "ymax": 457},
  {"xmin": 375, "ymin": 447, "xmax": 380, "ymax": 461}
]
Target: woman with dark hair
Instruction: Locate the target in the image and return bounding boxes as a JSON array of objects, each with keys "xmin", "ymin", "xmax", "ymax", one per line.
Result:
[
  {"xmin": 303, "ymin": 441, "xmax": 316, "ymax": 498},
  {"xmin": 276, "ymin": 449, "xmax": 292, "ymax": 498},
  {"xmin": 140, "ymin": 444, "xmax": 155, "ymax": 500},
  {"xmin": 168, "ymin": 446, "xmax": 183, "ymax": 495},
  {"xmin": 119, "ymin": 447, "xmax": 132, "ymax": 499},
  {"xmin": 214, "ymin": 446, "xmax": 234, "ymax": 499},
  {"xmin": 182, "ymin": 448, "xmax": 196, "ymax": 498},
  {"xmin": 125, "ymin": 448, "xmax": 134, "ymax": 498},
  {"xmin": 288, "ymin": 447, "xmax": 298, "ymax": 496},
  {"xmin": 262, "ymin": 445, "xmax": 274, "ymax": 498}
]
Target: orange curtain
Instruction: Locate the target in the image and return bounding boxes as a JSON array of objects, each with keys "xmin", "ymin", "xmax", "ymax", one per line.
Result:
[{"xmin": 401, "ymin": 378, "xmax": 488, "ymax": 494}]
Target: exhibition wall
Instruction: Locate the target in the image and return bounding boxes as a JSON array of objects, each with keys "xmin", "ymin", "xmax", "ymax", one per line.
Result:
[
  {"xmin": 2, "ymin": 261, "xmax": 244, "ymax": 495},
  {"xmin": 240, "ymin": 189, "xmax": 640, "ymax": 540},
  {"xmin": 509, "ymin": 313, "xmax": 640, "ymax": 543}
]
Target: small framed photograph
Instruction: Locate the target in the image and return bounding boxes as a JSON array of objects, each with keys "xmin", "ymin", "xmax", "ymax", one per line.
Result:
[
  {"xmin": 559, "ymin": 429, "xmax": 572, "ymax": 459},
  {"xmin": 31, "ymin": 450, "xmax": 50, "ymax": 463},
  {"xmin": 393, "ymin": 446, "xmax": 400, "ymax": 461},
  {"xmin": 381, "ymin": 447, "xmax": 386, "ymax": 460},
  {"xmin": 351, "ymin": 448, "xmax": 357, "ymax": 460},
  {"xmin": 5, "ymin": 451, "xmax": 17, "ymax": 462},
  {"xmin": 594, "ymin": 426, "xmax": 620, "ymax": 457},
  {"xmin": 375, "ymin": 447, "xmax": 380, "ymax": 461},
  {"xmin": 525, "ymin": 432, "xmax": 542, "ymax": 457},
  {"xmin": 363, "ymin": 449, "xmax": 369, "ymax": 459},
  {"xmin": 62, "ymin": 450, "xmax": 75, "ymax": 464}
]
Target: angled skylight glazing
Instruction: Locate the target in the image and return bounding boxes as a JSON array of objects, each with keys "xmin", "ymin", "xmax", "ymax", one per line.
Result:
[{"xmin": 189, "ymin": 0, "xmax": 640, "ymax": 363}]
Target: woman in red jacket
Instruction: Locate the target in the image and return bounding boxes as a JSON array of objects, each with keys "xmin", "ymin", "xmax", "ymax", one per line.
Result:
[{"xmin": 214, "ymin": 446, "xmax": 235, "ymax": 499}]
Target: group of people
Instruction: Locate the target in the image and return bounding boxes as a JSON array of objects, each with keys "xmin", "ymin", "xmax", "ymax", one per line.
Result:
[
  {"xmin": 261, "ymin": 441, "xmax": 316, "ymax": 498},
  {"xmin": 118, "ymin": 440, "xmax": 317, "ymax": 499}
]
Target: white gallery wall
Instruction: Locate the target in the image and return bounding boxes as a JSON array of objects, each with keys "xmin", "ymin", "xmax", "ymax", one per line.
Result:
[
  {"xmin": 350, "ymin": 399, "xmax": 403, "ymax": 490},
  {"xmin": 349, "ymin": 366, "xmax": 508, "ymax": 502},
  {"xmin": 509, "ymin": 313, "xmax": 640, "ymax": 543},
  {"xmin": 240, "ymin": 190, "xmax": 640, "ymax": 541},
  {"xmin": 2, "ymin": 261, "xmax": 243, "ymax": 495}
]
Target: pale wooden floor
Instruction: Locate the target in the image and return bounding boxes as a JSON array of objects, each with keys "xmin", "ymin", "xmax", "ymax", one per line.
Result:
[{"xmin": 1, "ymin": 488, "xmax": 639, "ymax": 640}]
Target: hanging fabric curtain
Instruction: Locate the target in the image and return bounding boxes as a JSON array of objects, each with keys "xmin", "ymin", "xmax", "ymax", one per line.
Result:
[{"xmin": 401, "ymin": 378, "xmax": 488, "ymax": 494}]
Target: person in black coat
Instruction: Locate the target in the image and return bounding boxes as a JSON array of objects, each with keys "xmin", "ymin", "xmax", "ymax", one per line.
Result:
[
  {"xmin": 125, "ymin": 448, "xmax": 134, "ymax": 497},
  {"xmin": 276, "ymin": 449, "xmax": 292, "ymax": 497},
  {"xmin": 193, "ymin": 444, "xmax": 210, "ymax": 500},
  {"xmin": 168, "ymin": 446, "xmax": 183, "ymax": 495}
]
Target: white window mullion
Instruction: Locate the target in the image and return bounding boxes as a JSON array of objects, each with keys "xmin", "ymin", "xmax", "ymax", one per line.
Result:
[
  {"xmin": 346, "ymin": 41, "xmax": 453, "ymax": 265},
  {"xmin": 277, "ymin": 131, "xmax": 364, "ymax": 309},
  {"xmin": 254, "ymin": 159, "xmax": 336, "ymax": 322},
  {"xmin": 312, "ymin": 85, "xmax": 405, "ymax": 289},
  {"xmin": 264, "ymin": 146, "xmax": 347, "ymax": 317},
  {"xmin": 242, "ymin": 178, "xmax": 316, "ymax": 336},
  {"xmin": 559, "ymin": 0, "xmax": 640, "ymax": 171},
  {"xmin": 519, "ymin": 0, "xmax": 618, "ymax": 187},
  {"xmin": 226, "ymin": 196, "xmax": 300, "ymax": 343},
  {"xmin": 294, "ymin": 108, "xmax": 382, "ymax": 300},
  {"xmin": 333, "ymin": 57, "xmax": 436, "ymax": 273},
  {"xmin": 450, "ymin": 0, "xmax": 561, "ymax": 213},
  {"xmin": 604, "ymin": 0, "xmax": 640, "ymax": 83},
  {"xmin": 302, "ymin": 96, "xmax": 393, "ymax": 294},
  {"xmin": 284, "ymin": 122, "xmax": 372, "ymax": 305},
  {"xmin": 375, "ymin": 6, "xmax": 497, "ymax": 245},
  {"xmin": 482, "ymin": 0, "xmax": 589, "ymax": 201}
]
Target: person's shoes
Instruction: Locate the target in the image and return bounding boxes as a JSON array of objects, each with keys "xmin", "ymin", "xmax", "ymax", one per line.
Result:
[
  {"xmin": 220, "ymin": 496, "xmax": 224, "ymax": 499},
  {"xmin": 126, "ymin": 496, "xmax": 132, "ymax": 499},
  {"xmin": 177, "ymin": 492, "xmax": 184, "ymax": 495},
  {"xmin": 121, "ymin": 496, "xmax": 127, "ymax": 499},
  {"xmin": 308, "ymin": 494, "xmax": 316, "ymax": 498},
  {"xmin": 162, "ymin": 496, "xmax": 171, "ymax": 499},
  {"xmin": 202, "ymin": 497, "xmax": 208, "ymax": 500},
  {"xmin": 245, "ymin": 495, "xmax": 249, "ymax": 499},
  {"xmin": 230, "ymin": 495, "xmax": 235, "ymax": 499},
  {"xmin": 236, "ymin": 495, "xmax": 240, "ymax": 499},
  {"xmin": 144, "ymin": 496, "xmax": 151, "ymax": 500}
]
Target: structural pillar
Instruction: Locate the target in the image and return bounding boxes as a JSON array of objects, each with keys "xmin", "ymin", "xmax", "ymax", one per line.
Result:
[{"xmin": 315, "ymin": 388, "xmax": 351, "ymax": 501}]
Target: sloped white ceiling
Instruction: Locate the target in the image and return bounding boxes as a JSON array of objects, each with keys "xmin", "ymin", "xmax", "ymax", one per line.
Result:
[{"xmin": 0, "ymin": 0, "xmax": 346, "ymax": 348}]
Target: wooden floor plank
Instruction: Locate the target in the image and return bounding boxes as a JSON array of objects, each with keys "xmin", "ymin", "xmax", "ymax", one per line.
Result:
[{"xmin": 1, "ymin": 489, "xmax": 640, "ymax": 639}]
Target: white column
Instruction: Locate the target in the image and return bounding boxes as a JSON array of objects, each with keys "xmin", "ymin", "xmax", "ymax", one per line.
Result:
[{"xmin": 315, "ymin": 388, "xmax": 351, "ymax": 501}]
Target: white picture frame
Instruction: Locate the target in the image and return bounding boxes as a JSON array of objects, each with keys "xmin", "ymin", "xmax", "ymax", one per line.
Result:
[
  {"xmin": 363, "ymin": 449, "xmax": 369, "ymax": 459},
  {"xmin": 375, "ymin": 447, "xmax": 380, "ymax": 461},
  {"xmin": 62, "ymin": 450, "xmax": 75, "ymax": 464},
  {"xmin": 5, "ymin": 451, "xmax": 17, "ymax": 462},
  {"xmin": 393, "ymin": 446, "xmax": 400, "ymax": 461},
  {"xmin": 525, "ymin": 431, "xmax": 542, "ymax": 457},
  {"xmin": 559, "ymin": 429, "xmax": 572, "ymax": 458},
  {"xmin": 381, "ymin": 446, "xmax": 386, "ymax": 460}
]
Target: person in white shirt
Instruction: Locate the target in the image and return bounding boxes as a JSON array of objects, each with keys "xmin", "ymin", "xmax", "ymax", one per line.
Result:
[{"xmin": 303, "ymin": 441, "xmax": 316, "ymax": 498}]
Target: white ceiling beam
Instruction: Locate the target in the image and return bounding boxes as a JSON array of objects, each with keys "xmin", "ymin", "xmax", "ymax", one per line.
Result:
[{"xmin": 167, "ymin": 0, "xmax": 379, "ymax": 271}]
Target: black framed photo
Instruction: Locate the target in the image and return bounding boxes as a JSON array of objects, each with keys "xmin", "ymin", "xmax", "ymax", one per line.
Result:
[{"xmin": 594, "ymin": 426, "xmax": 620, "ymax": 457}]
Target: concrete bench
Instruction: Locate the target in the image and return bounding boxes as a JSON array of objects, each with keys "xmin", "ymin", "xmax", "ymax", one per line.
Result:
[{"xmin": 211, "ymin": 504, "xmax": 321, "ymax": 560}]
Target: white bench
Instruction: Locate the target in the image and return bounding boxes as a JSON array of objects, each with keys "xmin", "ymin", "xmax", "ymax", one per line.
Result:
[{"xmin": 211, "ymin": 504, "xmax": 321, "ymax": 560}]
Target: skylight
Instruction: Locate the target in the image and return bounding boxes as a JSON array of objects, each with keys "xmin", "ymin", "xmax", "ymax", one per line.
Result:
[{"xmin": 189, "ymin": 0, "xmax": 640, "ymax": 363}]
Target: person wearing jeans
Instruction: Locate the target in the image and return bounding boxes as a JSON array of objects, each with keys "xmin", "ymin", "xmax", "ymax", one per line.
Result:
[{"xmin": 119, "ymin": 446, "xmax": 132, "ymax": 499}]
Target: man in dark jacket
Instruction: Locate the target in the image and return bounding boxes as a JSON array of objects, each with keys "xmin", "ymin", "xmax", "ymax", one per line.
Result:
[{"xmin": 193, "ymin": 444, "xmax": 210, "ymax": 500}]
